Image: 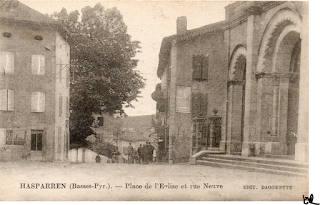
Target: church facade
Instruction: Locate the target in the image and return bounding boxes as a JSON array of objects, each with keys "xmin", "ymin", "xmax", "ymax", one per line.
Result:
[{"xmin": 153, "ymin": 1, "xmax": 308, "ymax": 163}]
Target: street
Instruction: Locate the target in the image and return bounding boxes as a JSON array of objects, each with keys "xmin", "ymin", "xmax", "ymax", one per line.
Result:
[{"xmin": 0, "ymin": 161, "xmax": 308, "ymax": 201}]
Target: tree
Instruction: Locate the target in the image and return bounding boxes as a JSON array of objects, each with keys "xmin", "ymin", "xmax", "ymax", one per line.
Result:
[{"xmin": 51, "ymin": 4, "xmax": 145, "ymax": 147}]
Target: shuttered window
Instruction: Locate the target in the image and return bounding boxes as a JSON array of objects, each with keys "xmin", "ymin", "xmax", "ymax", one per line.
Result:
[
  {"xmin": 192, "ymin": 55, "xmax": 209, "ymax": 81},
  {"xmin": 192, "ymin": 92, "xmax": 208, "ymax": 118},
  {"xmin": 0, "ymin": 52, "xmax": 14, "ymax": 74},
  {"xmin": 31, "ymin": 92, "xmax": 45, "ymax": 112},
  {"xmin": 176, "ymin": 86, "xmax": 191, "ymax": 113},
  {"xmin": 0, "ymin": 89, "xmax": 14, "ymax": 111},
  {"xmin": 31, "ymin": 55, "xmax": 45, "ymax": 75}
]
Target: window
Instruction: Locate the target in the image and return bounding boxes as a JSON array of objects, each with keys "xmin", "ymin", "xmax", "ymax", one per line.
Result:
[
  {"xmin": 0, "ymin": 52, "xmax": 14, "ymax": 74},
  {"xmin": 97, "ymin": 117, "xmax": 104, "ymax": 127},
  {"xmin": 3, "ymin": 32, "xmax": 12, "ymax": 38},
  {"xmin": 176, "ymin": 86, "xmax": 191, "ymax": 113},
  {"xmin": 34, "ymin": 35, "xmax": 43, "ymax": 41},
  {"xmin": 31, "ymin": 55, "xmax": 45, "ymax": 75},
  {"xmin": 0, "ymin": 89, "xmax": 14, "ymax": 111},
  {"xmin": 192, "ymin": 55, "xmax": 208, "ymax": 81},
  {"xmin": 31, "ymin": 130, "xmax": 43, "ymax": 151},
  {"xmin": 31, "ymin": 92, "xmax": 45, "ymax": 112},
  {"xmin": 192, "ymin": 92, "xmax": 208, "ymax": 118}
]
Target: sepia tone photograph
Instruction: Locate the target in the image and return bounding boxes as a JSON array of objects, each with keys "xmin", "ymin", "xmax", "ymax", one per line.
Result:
[{"xmin": 0, "ymin": 0, "xmax": 314, "ymax": 201}]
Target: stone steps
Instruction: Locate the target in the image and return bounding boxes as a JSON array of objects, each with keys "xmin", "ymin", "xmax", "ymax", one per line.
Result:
[
  {"xmin": 30, "ymin": 151, "xmax": 42, "ymax": 161},
  {"xmin": 196, "ymin": 154, "xmax": 308, "ymax": 177}
]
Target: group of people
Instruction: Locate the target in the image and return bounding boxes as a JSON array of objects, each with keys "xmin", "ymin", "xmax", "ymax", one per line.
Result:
[{"xmin": 127, "ymin": 142, "xmax": 155, "ymax": 164}]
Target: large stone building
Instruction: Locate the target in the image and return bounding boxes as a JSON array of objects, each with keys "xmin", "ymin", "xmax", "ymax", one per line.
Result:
[
  {"xmin": 0, "ymin": 0, "xmax": 70, "ymax": 161},
  {"xmin": 153, "ymin": 1, "xmax": 308, "ymax": 163}
]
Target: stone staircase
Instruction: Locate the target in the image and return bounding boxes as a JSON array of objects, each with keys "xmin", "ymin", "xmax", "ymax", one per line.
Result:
[{"xmin": 195, "ymin": 153, "xmax": 308, "ymax": 177}]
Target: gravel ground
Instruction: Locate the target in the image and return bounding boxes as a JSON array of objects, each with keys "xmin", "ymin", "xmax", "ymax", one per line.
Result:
[{"xmin": 0, "ymin": 161, "xmax": 308, "ymax": 201}]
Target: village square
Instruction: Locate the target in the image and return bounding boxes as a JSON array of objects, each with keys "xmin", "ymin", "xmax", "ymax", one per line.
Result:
[{"xmin": 0, "ymin": 0, "xmax": 314, "ymax": 201}]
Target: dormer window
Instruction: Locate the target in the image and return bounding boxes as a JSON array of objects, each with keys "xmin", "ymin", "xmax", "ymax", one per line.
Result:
[
  {"xmin": 35, "ymin": 35, "xmax": 43, "ymax": 41},
  {"xmin": 3, "ymin": 32, "xmax": 12, "ymax": 38}
]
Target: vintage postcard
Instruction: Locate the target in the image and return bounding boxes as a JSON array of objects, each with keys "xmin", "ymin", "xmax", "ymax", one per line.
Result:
[{"xmin": 0, "ymin": 0, "xmax": 315, "ymax": 201}]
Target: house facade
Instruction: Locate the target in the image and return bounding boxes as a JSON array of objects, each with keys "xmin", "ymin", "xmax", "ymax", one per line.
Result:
[
  {"xmin": 0, "ymin": 0, "xmax": 70, "ymax": 161},
  {"xmin": 153, "ymin": 1, "xmax": 308, "ymax": 163}
]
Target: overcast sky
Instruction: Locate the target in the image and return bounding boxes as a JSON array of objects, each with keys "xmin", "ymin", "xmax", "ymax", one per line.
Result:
[{"xmin": 20, "ymin": 0, "xmax": 233, "ymax": 116}]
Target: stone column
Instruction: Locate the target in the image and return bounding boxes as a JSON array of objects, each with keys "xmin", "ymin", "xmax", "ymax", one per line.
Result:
[
  {"xmin": 295, "ymin": 2, "xmax": 309, "ymax": 162},
  {"xmin": 242, "ymin": 14, "xmax": 260, "ymax": 157},
  {"xmin": 209, "ymin": 122, "xmax": 214, "ymax": 148}
]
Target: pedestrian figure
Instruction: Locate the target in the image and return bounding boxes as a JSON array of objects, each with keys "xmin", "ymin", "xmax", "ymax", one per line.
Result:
[
  {"xmin": 133, "ymin": 149, "xmax": 139, "ymax": 164},
  {"xmin": 153, "ymin": 147, "xmax": 157, "ymax": 162},
  {"xmin": 137, "ymin": 144, "xmax": 143, "ymax": 164},
  {"xmin": 141, "ymin": 143, "xmax": 148, "ymax": 164},
  {"xmin": 95, "ymin": 154, "xmax": 101, "ymax": 163},
  {"xmin": 127, "ymin": 143, "xmax": 134, "ymax": 164},
  {"xmin": 147, "ymin": 142, "xmax": 154, "ymax": 163}
]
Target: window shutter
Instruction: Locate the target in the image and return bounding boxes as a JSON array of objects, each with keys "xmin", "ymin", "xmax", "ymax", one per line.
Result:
[
  {"xmin": 39, "ymin": 55, "xmax": 45, "ymax": 75},
  {"xmin": 202, "ymin": 56, "xmax": 209, "ymax": 80},
  {"xmin": 0, "ymin": 52, "xmax": 6, "ymax": 74},
  {"xmin": 192, "ymin": 55, "xmax": 201, "ymax": 80},
  {"xmin": 32, "ymin": 55, "xmax": 45, "ymax": 75},
  {"xmin": 200, "ymin": 93, "xmax": 208, "ymax": 117},
  {"xmin": 7, "ymin": 90, "xmax": 14, "ymax": 111},
  {"xmin": 176, "ymin": 86, "xmax": 191, "ymax": 113},
  {"xmin": 1, "ymin": 52, "xmax": 14, "ymax": 74},
  {"xmin": 39, "ymin": 92, "xmax": 45, "ymax": 112},
  {"xmin": 31, "ymin": 92, "xmax": 38, "ymax": 112},
  {"xmin": 0, "ymin": 90, "xmax": 8, "ymax": 110},
  {"xmin": 31, "ymin": 55, "xmax": 39, "ymax": 75}
]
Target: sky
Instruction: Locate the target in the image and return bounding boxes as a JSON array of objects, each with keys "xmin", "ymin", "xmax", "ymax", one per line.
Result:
[{"xmin": 20, "ymin": 0, "xmax": 232, "ymax": 116}]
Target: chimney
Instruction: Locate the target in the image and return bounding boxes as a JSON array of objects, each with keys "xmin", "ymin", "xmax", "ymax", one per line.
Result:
[{"xmin": 177, "ymin": 16, "xmax": 187, "ymax": 34}]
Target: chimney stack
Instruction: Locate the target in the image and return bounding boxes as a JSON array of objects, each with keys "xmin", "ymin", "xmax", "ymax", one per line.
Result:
[{"xmin": 177, "ymin": 16, "xmax": 187, "ymax": 34}]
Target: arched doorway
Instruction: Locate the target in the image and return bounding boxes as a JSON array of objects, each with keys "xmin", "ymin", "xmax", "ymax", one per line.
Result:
[
  {"xmin": 287, "ymin": 41, "xmax": 300, "ymax": 155},
  {"xmin": 274, "ymin": 33, "xmax": 301, "ymax": 155},
  {"xmin": 257, "ymin": 10, "xmax": 301, "ymax": 157},
  {"xmin": 226, "ymin": 47, "xmax": 246, "ymax": 154}
]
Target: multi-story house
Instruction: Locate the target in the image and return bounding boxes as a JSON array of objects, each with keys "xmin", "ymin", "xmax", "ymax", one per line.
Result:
[
  {"xmin": 153, "ymin": 17, "xmax": 228, "ymax": 163},
  {"xmin": 0, "ymin": 0, "xmax": 70, "ymax": 161}
]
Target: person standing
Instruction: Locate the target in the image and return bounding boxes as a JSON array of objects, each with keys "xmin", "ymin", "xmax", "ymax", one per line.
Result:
[
  {"xmin": 148, "ymin": 142, "xmax": 155, "ymax": 163},
  {"xmin": 141, "ymin": 143, "xmax": 148, "ymax": 164},
  {"xmin": 137, "ymin": 144, "xmax": 143, "ymax": 164},
  {"xmin": 127, "ymin": 143, "xmax": 134, "ymax": 164}
]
